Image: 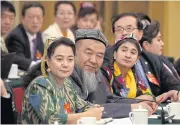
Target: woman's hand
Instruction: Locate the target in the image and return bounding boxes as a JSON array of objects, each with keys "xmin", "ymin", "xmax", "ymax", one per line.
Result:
[
  {"xmin": 136, "ymin": 95, "xmax": 153, "ymax": 101},
  {"xmin": 84, "ymin": 107, "xmax": 104, "ymax": 120},
  {"xmin": 156, "ymin": 93, "xmax": 168, "ymax": 103},
  {"xmin": 89, "ymin": 104, "xmax": 101, "ymax": 108},
  {"xmin": 156, "ymin": 90, "xmax": 180, "ymax": 102},
  {"xmin": 166, "ymin": 90, "xmax": 180, "ymax": 102},
  {"xmin": 131, "ymin": 101, "xmax": 157, "ymax": 116}
]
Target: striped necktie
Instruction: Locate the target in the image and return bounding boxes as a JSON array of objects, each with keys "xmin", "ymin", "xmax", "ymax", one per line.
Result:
[{"xmin": 32, "ymin": 38, "xmax": 37, "ymax": 60}]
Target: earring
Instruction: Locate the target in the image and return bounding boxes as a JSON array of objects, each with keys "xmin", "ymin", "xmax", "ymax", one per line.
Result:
[{"xmin": 47, "ymin": 68, "xmax": 51, "ymax": 72}]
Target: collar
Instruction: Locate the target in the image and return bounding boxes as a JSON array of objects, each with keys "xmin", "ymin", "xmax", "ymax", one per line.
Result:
[
  {"xmin": 26, "ymin": 31, "xmax": 37, "ymax": 42},
  {"xmin": 48, "ymin": 72, "xmax": 64, "ymax": 90}
]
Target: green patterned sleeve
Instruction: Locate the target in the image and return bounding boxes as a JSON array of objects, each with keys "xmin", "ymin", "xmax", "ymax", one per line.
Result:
[
  {"xmin": 28, "ymin": 83, "xmax": 68, "ymax": 124},
  {"xmin": 74, "ymin": 91, "xmax": 90, "ymax": 112}
]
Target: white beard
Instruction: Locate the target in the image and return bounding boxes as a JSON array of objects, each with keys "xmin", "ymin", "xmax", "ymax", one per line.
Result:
[{"xmin": 83, "ymin": 71, "xmax": 98, "ymax": 93}]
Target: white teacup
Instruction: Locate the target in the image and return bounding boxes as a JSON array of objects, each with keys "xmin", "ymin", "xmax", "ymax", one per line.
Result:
[
  {"xmin": 8, "ymin": 64, "xmax": 18, "ymax": 79},
  {"xmin": 77, "ymin": 117, "xmax": 96, "ymax": 125},
  {"xmin": 166, "ymin": 102, "xmax": 180, "ymax": 119},
  {"xmin": 129, "ymin": 108, "xmax": 148, "ymax": 125}
]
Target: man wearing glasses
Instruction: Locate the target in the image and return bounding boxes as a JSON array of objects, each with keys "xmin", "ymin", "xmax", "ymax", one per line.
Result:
[{"xmin": 104, "ymin": 12, "xmax": 180, "ymax": 102}]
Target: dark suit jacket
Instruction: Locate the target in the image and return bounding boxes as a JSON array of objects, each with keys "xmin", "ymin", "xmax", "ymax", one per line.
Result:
[
  {"xmin": 1, "ymin": 82, "xmax": 17, "ymax": 124},
  {"xmin": 5, "ymin": 24, "xmax": 44, "ymax": 71},
  {"xmin": 103, "ymin": 46, "xmax": 180, "ymax": 96},
  {"xmin": 160, "ymin": 56, "xmax": 180, "ymax": 79},
  {"xmin": 175, "ymin": 58, "xmax": 180, "ymax": 76},
  {"xmin": 140, "ymin": 51, "xmax": 180, "ymax": 95}
]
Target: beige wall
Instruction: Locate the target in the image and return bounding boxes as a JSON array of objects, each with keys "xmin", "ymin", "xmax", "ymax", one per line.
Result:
[
  {"xmin": 164, "ymin": 2, "xmax": 180, "ymax": 58},
  {"xmin": 149, "ymin": 1, "xmax": 180, "ymax": 58},
  {"xmin": 148, "ymin": 2, "xmax": 167, "ymax": 54},
  {"xmin": 12, "ymin": 1, "xmax": 180, "ymax": 58}
]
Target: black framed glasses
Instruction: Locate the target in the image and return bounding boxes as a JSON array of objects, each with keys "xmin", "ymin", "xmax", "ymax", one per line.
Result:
[{"xmin": 114, "ymin": 26, "xmax": 138, "ymax": 34}]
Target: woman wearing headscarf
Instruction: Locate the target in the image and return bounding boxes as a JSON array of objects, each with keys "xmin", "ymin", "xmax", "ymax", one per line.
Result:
[{"xmin": 102, "ymin": 34, "xmax": 152, "ymax": 98}]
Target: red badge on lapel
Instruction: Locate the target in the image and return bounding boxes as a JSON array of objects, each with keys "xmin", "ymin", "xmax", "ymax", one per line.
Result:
[
  {"xmin": 146, "ymin": 72, "xmax": 160, "ymax": 86},
  {"xmin": 35, "ymin": 50, "xmax": 42, "ymax": 60},
  {"xmin": 64, "ymin": 102, "xmax": 72, "ymax": 114}
]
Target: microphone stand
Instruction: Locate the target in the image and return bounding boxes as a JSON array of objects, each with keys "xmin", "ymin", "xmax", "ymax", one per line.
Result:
[
  {"xmin": 158, "ymin": 103, "xmax": 166, "ymax": 124},
  {"xmin": 113, "ymin": 97, "xmax": 166, "ymax": 124}
]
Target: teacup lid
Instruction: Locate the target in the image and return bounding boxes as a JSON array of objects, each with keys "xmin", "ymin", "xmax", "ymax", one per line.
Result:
[
  {"xmin": 170, "ymin": 102, "xmax": 180, "ymax": 104},
  {"xmin": 132, "ymin": 105, "xmax": 148, "ymax": 112},
  {"xmin": 54, "ymin": 121, "xmax": 58, "ymax": 125},
  {"xmin": 132, "ymin": 108, "xmax": 148, "ymax": 112}
]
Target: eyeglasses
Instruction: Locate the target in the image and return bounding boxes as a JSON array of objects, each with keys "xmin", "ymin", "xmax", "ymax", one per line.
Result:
[{"xmin": 114, "ymin": 26, "xmax": 138, "ymax": 34}]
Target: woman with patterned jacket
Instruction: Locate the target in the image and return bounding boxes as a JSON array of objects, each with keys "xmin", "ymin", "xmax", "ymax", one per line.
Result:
[{"xmin": 21, "ymin": 37, "xmax": 104, "ymax": 124}]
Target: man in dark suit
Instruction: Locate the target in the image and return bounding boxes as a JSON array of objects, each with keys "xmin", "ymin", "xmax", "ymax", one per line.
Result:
[
  {"xmin": 175, "ymin": 58, "xmax": 180, "ymax": 76},
  {"xmin": 6, "ymin": 2, "xmax": 45, "ymax": 71},
  {"xmin": 103, "ymin": 12, "xmax": 180, "ymax": 102},
  {"xmin": 1, "ymin": 1, "xmax": 16, "ymax": 54}
]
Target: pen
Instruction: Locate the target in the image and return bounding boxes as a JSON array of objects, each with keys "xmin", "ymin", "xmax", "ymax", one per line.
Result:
[{"xmin": 104, "ymin": 118, "xmax": 113, "ymax": 124}]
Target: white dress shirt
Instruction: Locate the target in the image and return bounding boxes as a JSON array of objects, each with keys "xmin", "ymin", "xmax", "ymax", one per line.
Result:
[
  {"xmin": 26, "ymin": 32, "xmax": 41, "ymax": 70},
  {"xmin": 42, "ymin": 22, "xmax": 75, "ymax": 44},
  {"xmin": 26, "ymin": 32, "xmax": 37, "ymax": 59}
]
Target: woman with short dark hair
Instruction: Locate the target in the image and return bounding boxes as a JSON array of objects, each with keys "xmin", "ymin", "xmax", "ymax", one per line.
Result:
[
  {"xmin": 43, "ymin": 1, "xmax": 76, "ymax": 44},
  {"xmin": 21, "ymin": 37, "xmax": 104, "ymax": 124}
]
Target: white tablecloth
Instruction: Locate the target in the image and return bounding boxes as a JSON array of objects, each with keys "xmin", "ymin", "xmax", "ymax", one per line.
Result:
[
  {"xmin": 106, "ymin": 115, "xmax": 160, "ymax": 125},
  {"xmin": 106, "ymin": 117, "xmax": 132, "ymax": 125}
]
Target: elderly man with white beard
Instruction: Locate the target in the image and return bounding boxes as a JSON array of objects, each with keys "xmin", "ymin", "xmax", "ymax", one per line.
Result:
[{"xmin": 70, "ymin": 29, "xmax": 156, "ymax": 118}]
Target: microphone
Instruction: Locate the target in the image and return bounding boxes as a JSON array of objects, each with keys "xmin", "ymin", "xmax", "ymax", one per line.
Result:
[{"xmin": 113, "ymin": 97, "xmax": 166, "ymax": 124}]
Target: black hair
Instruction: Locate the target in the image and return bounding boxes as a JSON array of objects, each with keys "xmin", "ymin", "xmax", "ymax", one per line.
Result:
[
  {"xmin": 23, "ymin": 62, "xmax": 42, "ymax": 88},
  {"xmin": 112, "ymin": 12, "xmax": 143, "ymax": 33},
  {"xmin": 54, "ymin": 1, "xmax": 76, "ymax": 16},
  {"xmin": 137, "ymin": 12, "xmax": 151, "ymax": 23},
  {"xmin": 114, "ymin": 38, "xmax": 141, "ymax": 56},
  {"xmin": 21, "ymin": 2, "xmax": 45, "ymax": 16},
  {"xmin": 47, "ymin": 37, "xmax": 75, "ymax": 58},
  {"xmin": 1, "ymin": 1, "xmax": 16, "ymax": 15},
  {"xmin": 23, "ymin": 37, "xmax": 75, "ymax": 88},
  {"xmin": 78, "ymin": 7, "xmax": 99, "ymax": 19},
  {"xmin": 139, "ymin": 20, "xmax": 160, "ymax": 47}
]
